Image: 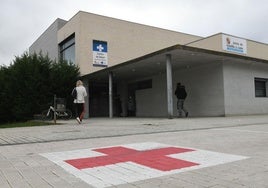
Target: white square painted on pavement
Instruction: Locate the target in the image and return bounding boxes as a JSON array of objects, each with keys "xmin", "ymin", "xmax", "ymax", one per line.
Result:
[{"xmin": 40, "ymin": 142, "xmax": 249, "ymax": 188}]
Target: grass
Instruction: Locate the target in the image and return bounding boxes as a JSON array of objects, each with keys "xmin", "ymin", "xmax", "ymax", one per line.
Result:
[{"xmin": 0, "ymin": 120, "xmax": 56, "ymax": 129}]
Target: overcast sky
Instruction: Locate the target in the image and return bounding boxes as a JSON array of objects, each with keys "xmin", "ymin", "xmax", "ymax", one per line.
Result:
[{"xmin": 1, "ymin": 0, "xmax": 268, "ymax": 66}]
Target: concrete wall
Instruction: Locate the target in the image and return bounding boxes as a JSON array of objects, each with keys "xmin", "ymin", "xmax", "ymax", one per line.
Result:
[
  {"xmin": 188, "ymin": 33, "xmax": 268, "ymax": 61},
  {"xmin": 29, "ymin": 18, "xmax": 66, "ymax": 61},
  {"xmin": 172, "ymin": 63, "xmax": 225, "ymax": 117},
  {"xmin": 58, "ymin": 11, "xmax": 202, "ymax": 76},
  {"xmin": 135, "ymin": 62, "xmax": 225, "ymax": 117},
  {"xmin": 187, "ymin": 34, "xmax": 223, "ymax": 52},
  {"xmin": 136, "ymin": 74, "xmax": 167, "ymax": 117},
  {"xmin": 247, "ymin": 40, "xmax": 268, "ymax": 61},
  {"xmin": 223, "ymin": 61, "xmax": 268, "ymax": 115}
]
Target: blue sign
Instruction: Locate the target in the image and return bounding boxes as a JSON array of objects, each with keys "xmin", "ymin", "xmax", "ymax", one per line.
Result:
[
  {"xmin": 93, "ymin": 40, "xmax": 107, "ymax": 52},
  {"xmin": 93, "ymin": 40, "xmax": 108, "ymax": 67}
]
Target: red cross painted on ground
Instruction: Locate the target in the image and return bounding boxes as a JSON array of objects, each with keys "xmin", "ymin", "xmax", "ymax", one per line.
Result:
[{"xmin": 65, "ymin": 146, "xmax": 199, "ymax": 171}]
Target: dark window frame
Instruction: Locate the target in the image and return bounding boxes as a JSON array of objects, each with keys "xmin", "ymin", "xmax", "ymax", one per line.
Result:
[
  {"xmin": 59, "ymin": 33, "xmax": 75, "ymax": 62},
  {"xmin": 254, "ymin": 77, "xmax": 267, "ymax": 97}
]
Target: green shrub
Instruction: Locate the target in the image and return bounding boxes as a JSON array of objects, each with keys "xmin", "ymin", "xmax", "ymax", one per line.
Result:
[{"xmin": 0, "ymin": 52, "xmax": 80, "ymax": 123}]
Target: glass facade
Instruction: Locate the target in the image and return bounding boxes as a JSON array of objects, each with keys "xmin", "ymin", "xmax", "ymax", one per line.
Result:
[{"xmin": 59, "ymin": 34, "xmax": 75, "ymax": 64}]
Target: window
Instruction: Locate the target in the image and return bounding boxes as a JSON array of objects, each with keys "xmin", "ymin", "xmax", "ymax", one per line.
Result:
[
  {"xmin": 59, "ymin": 34, "xmax": 75, "ymax": 63},
  {"xmin": 255, "ymin": 78, "xmax": 268, "ymax": 97}
]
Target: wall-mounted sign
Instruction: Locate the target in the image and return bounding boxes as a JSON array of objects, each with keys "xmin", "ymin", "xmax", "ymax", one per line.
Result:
[
  {"xmin": 93, "ymin": 40, "xmax": 108, "ymax": 67},
  {"xmin": 222, "ymin": 34, "xmax": 247, "ymax": 55}
]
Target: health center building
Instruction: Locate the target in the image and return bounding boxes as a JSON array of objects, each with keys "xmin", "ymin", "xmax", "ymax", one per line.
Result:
[{"xmin": 29, "ymin": 11, "xmax": 268, "ymax": 118}]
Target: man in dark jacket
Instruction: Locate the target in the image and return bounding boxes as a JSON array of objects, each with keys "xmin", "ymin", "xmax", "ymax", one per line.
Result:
[{"xmin": 175, "ymin": 83, "xmax": 188, "ymax": 117}]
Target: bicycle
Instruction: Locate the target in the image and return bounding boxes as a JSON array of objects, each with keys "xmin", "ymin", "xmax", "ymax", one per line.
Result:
[{"xmin": 41, "ymin": 105, "xmax": 72, "ymax": 120}]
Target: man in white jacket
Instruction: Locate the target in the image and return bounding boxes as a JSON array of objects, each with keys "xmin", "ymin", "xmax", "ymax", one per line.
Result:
[{"xmin": 73, "ymin": 80, "xmax": 87, "ymax": 124}]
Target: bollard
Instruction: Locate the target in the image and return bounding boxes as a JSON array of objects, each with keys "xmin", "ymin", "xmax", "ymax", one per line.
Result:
[{"xmin": 54, "ymin": 94, "xmax": 57, "ymax": 124}]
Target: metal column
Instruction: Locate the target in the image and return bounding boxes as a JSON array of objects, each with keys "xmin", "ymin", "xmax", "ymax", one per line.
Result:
[
  {"xmin": 166, "ymin": 54, "xmax": 174, "ymax": 118},
  {"xmin": 109, "ymin": 72, "xmax": 113, "ymax": 118}
]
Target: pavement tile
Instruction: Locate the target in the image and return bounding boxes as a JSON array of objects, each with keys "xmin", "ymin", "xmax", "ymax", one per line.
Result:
[{"xmin": 0, "ymin": 115, "xmax": 267, "ymax": 187}]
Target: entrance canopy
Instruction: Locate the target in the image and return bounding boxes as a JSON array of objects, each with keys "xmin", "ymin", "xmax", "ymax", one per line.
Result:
[{"xmin": 83, "ymin": 44, "xmax": 266, "ymax": 83}]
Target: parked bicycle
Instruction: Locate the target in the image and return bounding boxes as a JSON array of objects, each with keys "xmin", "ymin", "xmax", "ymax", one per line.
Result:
[
  {"xmin": 41, "ymin": 97, "xmax": 72, "ymax": 120},
  {"xmin": 42, "ymin": 105, "xmax": 72, "ymax": 120}
]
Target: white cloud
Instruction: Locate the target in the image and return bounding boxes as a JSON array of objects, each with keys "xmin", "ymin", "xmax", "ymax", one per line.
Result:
[{"xmin": 1, "ymin": 0, "xmax": 268, "ymax": 66}]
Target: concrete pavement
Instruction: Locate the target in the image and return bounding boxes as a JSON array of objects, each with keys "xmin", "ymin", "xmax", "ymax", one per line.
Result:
[{"xmin": 0, "ymin": 115, "xmax": 267, "ymax": 187}]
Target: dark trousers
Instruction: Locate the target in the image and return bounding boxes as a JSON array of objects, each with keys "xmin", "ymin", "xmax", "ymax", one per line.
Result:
[
  {"xmin": 177, "ymin": 99, "xmax": 188, "ymax": 116},
  {"xmin": 74, "ymin": 103, "xmax": 85, "ymax": 120}
]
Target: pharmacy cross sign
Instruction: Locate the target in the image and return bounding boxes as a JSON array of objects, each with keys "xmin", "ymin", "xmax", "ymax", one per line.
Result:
[
  {"xmin": 96, "ymin": 44, "xmax": 104, "ymax": 52},
  {"xmin": 65, "ymin": 146, "xmax": 199, "ymax": 171}
]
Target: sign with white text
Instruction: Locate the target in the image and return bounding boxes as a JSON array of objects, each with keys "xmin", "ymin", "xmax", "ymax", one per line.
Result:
[
  {"xmin": 222, "ymin": 34, "xmax": 247, "ymax": 54},
  {"xmin": 93, "ymin": 40, "xmax": 108, "ymax": 67}
]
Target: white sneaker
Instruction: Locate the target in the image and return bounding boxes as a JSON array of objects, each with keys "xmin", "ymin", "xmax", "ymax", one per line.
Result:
[{"xmin": 76, "ymin": 117, "xmax": 81, "ymax": 124}]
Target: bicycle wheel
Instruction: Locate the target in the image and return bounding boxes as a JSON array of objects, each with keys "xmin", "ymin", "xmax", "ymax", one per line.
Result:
[
  {"xmin": 41, "ymin": 110, "xmax": 53, "ymax": 121},
  {"xmin": 63, "ymin": 109, "xmax": 72, "ymax": 120}
]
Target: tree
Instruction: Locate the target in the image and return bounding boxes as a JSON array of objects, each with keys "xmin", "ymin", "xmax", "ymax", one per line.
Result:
[
  {"xmin": 0, "ymin": 66, "xmax": 13, "ymax": 122},
  {"xmin": 0, "ymin": 52, "xmax": 80, "ymax": 123}
]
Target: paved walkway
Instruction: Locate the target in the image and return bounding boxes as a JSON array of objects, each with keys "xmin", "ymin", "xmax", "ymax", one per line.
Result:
[{"xmin": 0, "ymin": 115, "xmax": 267, "ymax": 187}]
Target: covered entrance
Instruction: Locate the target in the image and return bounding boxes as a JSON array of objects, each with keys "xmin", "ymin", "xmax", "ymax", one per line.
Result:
[{"xmin": 83, "ymin": 44, "xmax": 263, "ymax": 118}]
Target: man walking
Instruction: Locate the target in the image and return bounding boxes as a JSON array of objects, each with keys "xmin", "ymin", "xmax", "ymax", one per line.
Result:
[{"xmin": 175, "ymin": 82, "xmax": 188, "ymax": 117}]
